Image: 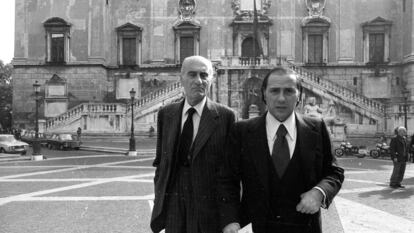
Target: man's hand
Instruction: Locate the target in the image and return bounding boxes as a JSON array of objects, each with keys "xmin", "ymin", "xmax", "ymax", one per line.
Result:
[
  {"xmin": 223, "ymin": 222, "xmax": 240, "ymax": 233},
  {"xmin": 296, "ymin": 189, "xmax": 323, "ymax": 214}
]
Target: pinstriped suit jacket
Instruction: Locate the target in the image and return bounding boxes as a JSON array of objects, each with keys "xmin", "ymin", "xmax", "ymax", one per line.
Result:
[{"xmin": 150, "ymin": 98, "xmax": 235, "ymax": 233}]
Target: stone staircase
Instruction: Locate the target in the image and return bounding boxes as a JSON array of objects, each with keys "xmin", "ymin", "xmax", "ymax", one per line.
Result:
[
  {"xmin": 45, "ymin": 82, "xmax": 183, "ymax": 133},
  {"xmin": 127, "ymin": 82, "xmax": 183, "ymax": 119},
  {"xmin": 283, "ymin": 60, "xmax": 386, "ymax": 125}
]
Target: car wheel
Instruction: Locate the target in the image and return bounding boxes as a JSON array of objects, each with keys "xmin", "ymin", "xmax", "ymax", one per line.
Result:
[
  {"xmin": 334, "ymin": 148, "xmax": 344, "ymax": 157},
  {"xmin": 370, "ymin": 150, "xmax": 380, "ymax": 159},
  {"xmin": 0, "ymin": 148, "xmax": 6, "ymax": 153}
]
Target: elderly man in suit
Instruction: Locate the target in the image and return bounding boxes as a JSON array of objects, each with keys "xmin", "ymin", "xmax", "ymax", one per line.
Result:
[
  {"xmin": 150, "ymin": 55, "xmax": 235, "ymax": 233},
  {"xmin": 217, "ymin": 67, "xmax": 344, "ymax": 233},
  {"xmin": 389, "ymin": 126, "xmax": 408, "ymax": 188}
]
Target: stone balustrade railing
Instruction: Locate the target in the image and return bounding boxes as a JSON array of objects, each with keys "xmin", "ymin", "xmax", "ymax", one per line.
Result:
[
  {"xmin": 128, "ymin": 81, "xmax": 183, "ymax": 113},
  {"xmin": 46, "ymin": 103, "xmax": 125, "ymax": 130},
  {"xmin": 283, "ymin": 60, "xmax": 385, "ymax": 116},
  {"xmin": 46, "ymin": 82, "xmax": 183, "ymax": 131},
  {"xmin": 220, "ymin": 56, "xmax": 273, "ymax": 67}
]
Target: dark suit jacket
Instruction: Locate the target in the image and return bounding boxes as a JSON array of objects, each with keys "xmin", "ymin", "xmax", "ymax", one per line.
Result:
[
  {"xmin": 390, "ymin": 136, "xmax": 408, "ymax": 162},
  {"xmin": 217, "ymin": 113, "xmax": 344, "ymax": 233},
  {"xmin": 150, "ymin": 98, "xmax": 235, "ymax": 233}
]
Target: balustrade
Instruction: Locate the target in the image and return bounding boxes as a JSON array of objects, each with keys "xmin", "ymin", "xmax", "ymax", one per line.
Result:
[{"xmin": 283, "ymin": 58, "xmax": 384, "ymax": 115}]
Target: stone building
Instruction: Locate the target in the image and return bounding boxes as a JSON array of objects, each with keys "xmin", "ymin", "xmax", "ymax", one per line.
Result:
[{"xmin": 12, "ymin": 0, "xmax": 414, "ymax": 138}]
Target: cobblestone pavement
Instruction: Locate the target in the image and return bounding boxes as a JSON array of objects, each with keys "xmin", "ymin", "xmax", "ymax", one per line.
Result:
[{"xmin": 0, "ymin": 148, "xmax": 413, "ymax": 233}]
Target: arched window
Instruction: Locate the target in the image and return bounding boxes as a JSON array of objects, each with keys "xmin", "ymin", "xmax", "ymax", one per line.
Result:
[{"xmin": 241, "ymin": 37, "xmax": 261, "ymax": 57}]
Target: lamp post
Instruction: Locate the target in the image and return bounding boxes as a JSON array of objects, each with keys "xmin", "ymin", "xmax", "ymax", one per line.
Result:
[
  {"xmin": 128, "ymin": 88, "xmax": 137, "ymax": 156},
  {"xmin": 402, "ymin": 89, "xmax": 410, "ymax": 131},
  {"xmin": 32, "ymin": 81, "xmax": 43, "ymax": 160}
]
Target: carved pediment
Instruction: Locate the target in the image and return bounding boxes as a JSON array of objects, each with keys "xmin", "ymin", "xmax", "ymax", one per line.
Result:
[
  {"xmin": 362, "ymin": 17, "xmax": 393, "ymax": 27},
  {"xmin": 46, "ymin": 74, "xmax": 66, "ymax": 85},
  {"xmin": 302, "ymin": 15, "xmax": 331, "ymax": 27},
  {"xmin": 173, "ymin": 20, "xmax": 201, "ymax": 30},
  {"xmin": 43, "ymin": 17, "xmax": 71, "ymax": 28},
  {"xmin": 116, "ymin": 23, "xmax": 143, "ymax": 32}
]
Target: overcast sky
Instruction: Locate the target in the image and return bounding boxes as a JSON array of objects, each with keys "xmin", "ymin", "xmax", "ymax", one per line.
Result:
[{"xmin": 0, "ymin": 1, "xmax": 15, "ymax": 64}]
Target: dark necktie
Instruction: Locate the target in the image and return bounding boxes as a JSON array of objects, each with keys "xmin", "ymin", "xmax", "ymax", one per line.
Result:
[
  {"xmin": 272, "ymin": 124, "xmax": 290, "ymax": 177},
  {"xmin": 178, "ymin": 108, "xmax": 196, "ymax": 166}
]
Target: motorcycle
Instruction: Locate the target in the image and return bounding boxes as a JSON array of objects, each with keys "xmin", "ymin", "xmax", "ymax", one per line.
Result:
[
  {"xmin": 334, "ymin": 142, "xmax": 366, "ymax": 158},
  {"xmin": 369, "ymin": 143, "xmax": 391, "ymax": 159}
]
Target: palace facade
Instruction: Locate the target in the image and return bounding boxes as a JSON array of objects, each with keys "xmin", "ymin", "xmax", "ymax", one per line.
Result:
[{"xmin": 12, "ymin": 0, "xmax": 414, "ymax": 138}]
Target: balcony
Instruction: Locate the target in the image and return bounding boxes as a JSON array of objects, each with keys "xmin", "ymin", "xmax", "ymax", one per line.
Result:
[{"xmin": 219, "ymin": 56, "xmax": 278, "ymax": 68}]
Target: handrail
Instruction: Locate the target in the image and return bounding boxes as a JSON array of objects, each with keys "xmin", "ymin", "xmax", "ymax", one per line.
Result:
[
  {"xmin": 282, "ymin": 59, "xmax": 385, "ymax": 116},
  {"xmin": 46, "ymin": 81, "xmax": 184, "ymax": 130}
]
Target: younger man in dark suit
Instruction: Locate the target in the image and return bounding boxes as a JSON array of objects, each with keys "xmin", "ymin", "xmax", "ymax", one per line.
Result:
[
  {"xmin": 218, "ymin": 67, "xmax": 344, "ymax": 233},
  {"xmin": 150, "ymin": 56, "xmax": 235, "ymax": 233}
]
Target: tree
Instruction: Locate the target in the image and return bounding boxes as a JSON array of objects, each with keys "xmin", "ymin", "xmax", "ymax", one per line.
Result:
[
  {"xmin": 0, "ymin": 60, "xmax": 13, "ymax": 131},
  {"xmin": 0, "ymin": 60, "xmax": 13, "ymax": 85}
]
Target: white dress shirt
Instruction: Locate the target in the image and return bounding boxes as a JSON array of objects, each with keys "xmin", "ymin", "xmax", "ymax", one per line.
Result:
[
  {"xmin": 265, "ymin": 111, "xmax": 327, "ymax": 206},
  {"xmin": 181, "ymin": 97, "xmax": 206, "ymax": 142},
  {"xmin": 266, "ymin": 112, "xmax": 297, "ymax": 157}
]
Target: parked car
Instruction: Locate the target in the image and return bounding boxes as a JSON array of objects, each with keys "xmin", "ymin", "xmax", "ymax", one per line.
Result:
[
  {"xmin": 21, "ymin": 131, "xmax": 49, "ymax": 147},
  {"xmin": 0, "ymin": 134, "xmax": 29, "ymax": 155},
  {"xmin": 47, "ymin": 133, "xmax": 81, "ymax": 150}
]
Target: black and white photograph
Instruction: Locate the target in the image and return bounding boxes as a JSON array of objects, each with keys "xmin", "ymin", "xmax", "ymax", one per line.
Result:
[{"xmin": 0, "ymin": 0, "xmax": 413, "ymax": 232}]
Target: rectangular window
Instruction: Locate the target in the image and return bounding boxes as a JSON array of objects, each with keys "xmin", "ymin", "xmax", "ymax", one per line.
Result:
[
  {"xmin": 308, "ymin": 34, "xmax": 323, "ymax": 64},
  {"xmin": 369, "ymin": 33, "xmax": 384, "ymax": 63},
  {"xmin": 51, "ymin": 34, "xmax": 65, "ymax": 63},
  {"xmin": 180, "ymin": 36, "xmax": 194, "ymax": 63},
  {"xmin": 122, "ymin": 38, "xmax": 136, "ymax": 65}
]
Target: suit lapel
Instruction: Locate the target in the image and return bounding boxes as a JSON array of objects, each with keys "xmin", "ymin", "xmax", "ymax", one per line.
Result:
[
  {"xmin": 296, "ymin": 113, "xmax": 318, "ymax": 187},
  {"xmin": 247, "ymin": 114, "xmax": 270, "ymax": 188},
  {"xmin": 164, "ymin": 101, "xmax": 184, "ymax": 159},
  {"xmin": 191, "ymin": 99, "xmax": 219, "ymax": 160}
]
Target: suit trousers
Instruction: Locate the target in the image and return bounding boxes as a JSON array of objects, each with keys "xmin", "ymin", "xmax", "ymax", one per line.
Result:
[
  {"xmin": 165, "ymin": 167, "xmax": 199, "ymax": 233},
  {"xmin": 390, "ymin": 161, "xmax": 406, "ymax": 186}
]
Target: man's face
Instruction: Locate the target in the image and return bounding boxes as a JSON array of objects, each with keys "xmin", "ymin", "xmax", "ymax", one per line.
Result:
[
  {"xmin": 180, "ymin": 58, "xmax": 213, "ymax": 106},
  {"xmin": 264, "ymin": 72, "xmax": 300, "ymax": 122}
]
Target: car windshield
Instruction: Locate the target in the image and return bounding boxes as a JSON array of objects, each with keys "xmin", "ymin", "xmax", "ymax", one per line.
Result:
[
  {"xmin": 0, "ymin": 135, "xmax": 17, "ymax": 143},
  {"xmin": 59, "ymin": 134, "xmax": 73, "ymax": 140}
]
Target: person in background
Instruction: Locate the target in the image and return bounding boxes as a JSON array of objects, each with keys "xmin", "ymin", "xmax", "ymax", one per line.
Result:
[
  {"xmin": 409, "ymin": 134, "xmax": 414, "ymax": 163},
  {"xmin": 150, "ymin": 56, "xmax": 235, "ymax": 233},
  {"xmin": 389, "ymin": 126, "xmax": 408, "ymax": 188},
  {"xmin": 217, "ymin": 67, "xmax": 344, "ymax": 233},
  {"xmin": 77, "ymin": 127, "xmax": 82, "ymax": 141}
]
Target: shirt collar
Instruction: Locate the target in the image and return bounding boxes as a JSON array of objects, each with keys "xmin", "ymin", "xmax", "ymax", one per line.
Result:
[
  {"xmin": 183, "ymin": 97, "xmax": 206, "ymax": 116},
  {"xmin": 266, "ymin": 111, "xmax": 296, "ymax": 141}
]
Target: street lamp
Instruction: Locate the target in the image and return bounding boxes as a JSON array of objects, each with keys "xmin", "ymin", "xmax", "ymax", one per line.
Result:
[
  {"xmin": 127, "ymin": 88, "xmax": 137, "ymax": 156},
  {"xmin": 402, "ymin": 89, "xmax": 410, "ymax": 131},
  {"xmin": 32, "ymin": 80, "xmax": 43, "ymax": 160}
]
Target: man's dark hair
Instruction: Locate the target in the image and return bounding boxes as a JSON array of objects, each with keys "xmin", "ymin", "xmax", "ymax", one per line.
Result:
[{"xmin": 260, "ymin": 67, "xmax": 303, "ymax": 104}]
